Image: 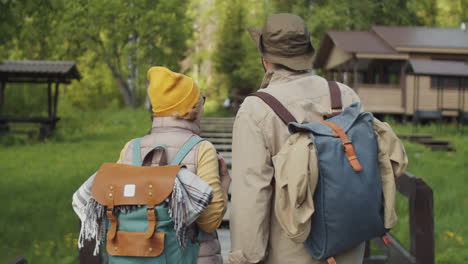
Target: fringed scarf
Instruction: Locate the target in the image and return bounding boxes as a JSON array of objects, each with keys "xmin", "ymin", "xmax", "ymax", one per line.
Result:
[{"xmin": 77, "ymin": 168, "xmax": 213, "ymax": 255}]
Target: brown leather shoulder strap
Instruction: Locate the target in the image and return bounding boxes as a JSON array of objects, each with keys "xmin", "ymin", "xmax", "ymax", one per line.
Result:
[
  {"xmin": 250, "ymin": 92, "xmax": 297, "ymax": 126},
  {"xmin": 321, "ymin": 120, "xmax": 363, "ymax": 172},
  {"xmin": 328, "ymin": 81, "xmax": 343, "ymax": 111}
]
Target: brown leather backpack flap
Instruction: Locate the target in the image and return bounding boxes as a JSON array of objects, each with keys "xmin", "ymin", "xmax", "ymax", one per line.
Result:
[
  {"xmin": 92, "ymin": 163, "xmax": 182, "ymax": 207},
  {"xmin": 107, "ymin": 231, "xmax": 165, "ymax": 257}
]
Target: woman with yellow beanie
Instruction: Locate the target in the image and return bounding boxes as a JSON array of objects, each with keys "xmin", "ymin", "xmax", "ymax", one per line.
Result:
[
  {"xmin": 73, "ymin": 67, "xmax": 230, "ymax": 264},
  {"xmin": 136, "ymin": 66, "xmax": 229, "ymax": 263}
]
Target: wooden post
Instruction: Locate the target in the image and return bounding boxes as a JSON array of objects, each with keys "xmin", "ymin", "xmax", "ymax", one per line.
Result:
[
  {"xmin": 437, "ymin": 79, "xmax": 442, "ymax": 111},
  {"xmin": 47, "ymin": 82, "xmax": 52, "ymax": 117},
  {"xmin": 413, "ymin": 76, "xmax": 419, "ymax": 126},
  {"xmin": 400, "ymin": 61, "xmax": 409, "ymax": 111},
  {"xmin": 458, "ymin": 78, "xmax": 463, "ymax": 112},
  {"xmin": 463, "ymin": 78, "xmax": 466, "ymax": 112},
  {"xmin": 0, "ymin": 81, "xmax": 5, "ymax": 114},
  {"xmin": 409, "ymin": 178, "xmax": 434, "ymax": 264},
  {"xmin": 353, "ymin": 59, "xmax": 359, "ymax": 92},
  {"xmin": 397, "ymin": 172, "xmax": 434, "ymax": 264},
  {"xmin": 52, "ymin": 82, "xmax": 60, "ymax": 118}
]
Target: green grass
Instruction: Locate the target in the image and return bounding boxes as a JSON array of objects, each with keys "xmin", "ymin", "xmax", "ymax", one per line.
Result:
[
  {"xmin": 0, "ymin": 107, "xmax": 151, "ymax": 263},
  {"xmin": 388, "ymin": 123, "xmax": 468, "ymax": 263},
  {"xmin": 1, "ymin": 108, "xmax": 467, "ymax": 263}
]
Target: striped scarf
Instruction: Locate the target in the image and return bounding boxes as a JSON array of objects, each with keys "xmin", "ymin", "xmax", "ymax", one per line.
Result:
[{"xmin": 74, "ymin": 168, "xmax": 213, "ymax": 255}]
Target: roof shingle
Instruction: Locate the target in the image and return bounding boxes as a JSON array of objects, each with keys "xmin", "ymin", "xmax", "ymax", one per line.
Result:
[
  {"xmin": 409, "ymin": 59, "xmax": 468, "ymax": 77},
  {"xmin": 0, "ymin": 60, "xmax": 81, "ymax": 82},
  {"xmin": 372, "ymin": 26, "xmax": 468, "ymax": 49},
  {"xmin": 327, "ymin": 30, "xmax": 397, "ymax": 54}
]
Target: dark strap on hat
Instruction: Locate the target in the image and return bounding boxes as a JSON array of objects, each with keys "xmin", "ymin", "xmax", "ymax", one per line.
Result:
[
  {"xmin": 328, "ymin": 81, "xmax": 342, "ymax": 111},
  {"xmin": 249, "ymin": 92, "xmax": 297, "ymax": 126}
]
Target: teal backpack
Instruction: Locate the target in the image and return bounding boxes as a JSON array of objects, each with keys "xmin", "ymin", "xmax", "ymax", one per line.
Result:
[{"xmin": 93, "ymin": 137, "xmax": 205, "ymax": 264}]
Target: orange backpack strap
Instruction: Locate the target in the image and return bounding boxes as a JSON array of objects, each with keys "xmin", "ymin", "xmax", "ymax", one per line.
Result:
[
  {"xmin": 321, "ymin": 121, "xmax": 363, "ymax": 172},
  {"xmin": 327, "ymin": 257, "xmax": 337, "ymax": 264}
]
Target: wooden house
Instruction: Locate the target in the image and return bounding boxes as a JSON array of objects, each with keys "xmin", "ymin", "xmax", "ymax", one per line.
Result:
[{"xmin": 313, "ymin": 26, "xmax": 468, "ymax": 122}]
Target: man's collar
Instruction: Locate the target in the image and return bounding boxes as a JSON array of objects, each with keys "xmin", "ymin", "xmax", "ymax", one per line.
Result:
[{"xmin": 260, "ymin": 64, "xmax": 312, "ymax": 88}]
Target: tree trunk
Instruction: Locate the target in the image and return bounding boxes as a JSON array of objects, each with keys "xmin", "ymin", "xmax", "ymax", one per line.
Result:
[{"xmin": 104, "ymin": 58, "xmax": 135, "ymax": 107}]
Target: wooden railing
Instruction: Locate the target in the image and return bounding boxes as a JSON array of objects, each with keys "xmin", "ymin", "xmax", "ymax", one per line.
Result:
[
  {"xmin": 364, "ymin": 172, "xmax": 434, "ymax": 264},
  {"xmin": 79, "ymin": 117, "xmax": 434, "ymax": 264}
]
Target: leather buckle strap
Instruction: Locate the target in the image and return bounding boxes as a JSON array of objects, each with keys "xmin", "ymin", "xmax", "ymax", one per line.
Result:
[
  {"xmin": 106, "ymin": 186, "xmax": 118, "ymax": 240},
  {"xmin": 106, "ymin": 207, "xmax": 118, "ymax": 240},
  {"xmin": 342, "ymin": 140, "xmax": 352, "ymax": 150},
  {"xmin": 327, "ymin": 257, "xmax": 337, "ymax": 264},
  {"xmin": 145, "ymin": 207, "xmax": 157, "ymax": 239},
  {"xmin": 322, "ymin": 121, "xmax": 363, "ymax": 172}
]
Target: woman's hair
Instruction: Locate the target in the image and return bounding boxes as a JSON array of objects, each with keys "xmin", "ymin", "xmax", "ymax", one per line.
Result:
[{"xmin": 172, "ymin": 95, "xmax": 204, "ymax": 121}]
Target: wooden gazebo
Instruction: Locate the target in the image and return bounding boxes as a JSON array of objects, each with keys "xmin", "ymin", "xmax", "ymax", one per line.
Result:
[{"xmin": 0, "ymin": 60, "xmax": 81, "ymax": 138}]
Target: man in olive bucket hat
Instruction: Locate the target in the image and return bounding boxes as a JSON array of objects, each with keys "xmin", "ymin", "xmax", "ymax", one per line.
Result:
[{"xmin": 229, "ymin": 13, "xmax": 365, "ymax": 264}]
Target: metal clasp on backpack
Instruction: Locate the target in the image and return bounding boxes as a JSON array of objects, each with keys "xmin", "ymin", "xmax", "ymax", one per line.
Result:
[
  {"xmin": 342, "ymin": 140, "xmax": 352, "ymax": 150},
  {"xmin": 329, "ymin": 107, "xmax": 343, "ymax": 113}
]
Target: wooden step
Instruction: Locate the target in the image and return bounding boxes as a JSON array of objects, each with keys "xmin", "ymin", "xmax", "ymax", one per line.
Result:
[
  {"xmin": 201, "ymin": 126, "xmax": 234, "ymax": 132},
  {"xmin": 218, "ymin": 152, "xmax": 232, "ymax": 158},
  {"xmin": 222, "ymin": 201, "xmax": 231, "ymax": 223},
  {"xmin": 413, "ymin": 138, "xmax": 450, "ymax": 145},
  {"xmin": 201, "ymin": 122, "xmax": 234, "ymax": 126},
  {"xmin": 213, "ymin": 144, "xmax": 232, "ymax": 151},
  {"xmin": 201, "ymin": 132, "xmax": 233, "ymax": 138},
  {"xmin": 428, "ymin": 145, "xmax": 455, "ymax": 151},
  {"xmin": 204, "ymin": 138, "xmax": 232, "ymax": 144},
  {"xmin": 217, "ymin": 228, "xmax": 231, "ymax": 262},
  {"xmin": 398, "ymin": 134, "xmax": 433, "ymax": 140}
]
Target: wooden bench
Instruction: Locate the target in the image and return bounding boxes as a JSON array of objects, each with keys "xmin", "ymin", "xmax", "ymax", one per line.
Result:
[{"xmin": 0, "ymin": 116, "xmax": 60, "ymax": 139}]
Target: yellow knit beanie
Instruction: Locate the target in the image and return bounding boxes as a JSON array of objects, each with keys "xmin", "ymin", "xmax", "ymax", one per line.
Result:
[{"xmin": 147, "ymin": 67, "xmax": 200, "ymax": 117}]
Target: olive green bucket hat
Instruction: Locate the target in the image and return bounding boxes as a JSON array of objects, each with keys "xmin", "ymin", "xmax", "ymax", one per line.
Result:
[{"xmin": 248, "ymin": 13, "xmax": 315, "ymax": 71}]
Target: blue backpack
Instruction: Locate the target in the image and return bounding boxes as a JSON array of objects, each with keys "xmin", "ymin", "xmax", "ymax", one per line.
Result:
[{"xmin": 251, "ymin": 82, "xmax": 386, "ymax": 262}]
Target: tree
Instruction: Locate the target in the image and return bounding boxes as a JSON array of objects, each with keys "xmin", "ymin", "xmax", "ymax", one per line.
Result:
[
  {"xmin": 213, "ymin": 0, "xmax": 264, "ymax": 102},
  {"xmin": 60, "ymin": 0, "xmax": 193, "ymax": 107},
  {"xmin": 287, "ymin": 0, "xmax": 423, "ymax": 50}
]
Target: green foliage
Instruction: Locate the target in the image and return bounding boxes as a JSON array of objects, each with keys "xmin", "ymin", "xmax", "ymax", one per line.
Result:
[
  {"xmin": 1, "ymin": 0, "xmax": 193, "ymax": 109},
  {"xmin": 213, "ymin": 0, "xmax": 264, "ymax": 99},
  {"xmin": 59, "ymin": 0, "xmax": 193, "ymax": 107},
  {"xmin": 2, "ymin": 83, "xmax": 49, "ymax": 117},
  {"xmin": 62, "ymin": 53, "xmax": 121, "ymax": 111},
  {"xmin": 286, "ymin": 0, "xmax": 423, "ymax": 50},
  {"xmin": 203, "ymin": 99, "xmax": 233, "ymax": 117}
]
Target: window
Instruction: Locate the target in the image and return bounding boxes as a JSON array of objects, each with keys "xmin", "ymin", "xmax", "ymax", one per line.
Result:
[
  {"xmin": 359, "ymin": 60, "xmax": 403, "ymax": 85},
  {"xmin": 431, "ymin": 77, "xmax": 463, "ymax": 89}
]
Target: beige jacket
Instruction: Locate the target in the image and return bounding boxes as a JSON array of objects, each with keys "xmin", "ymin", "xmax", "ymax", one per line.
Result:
[{"xmin": 229, "ymin": 66, "xmax": 407, "ymax": 264}]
